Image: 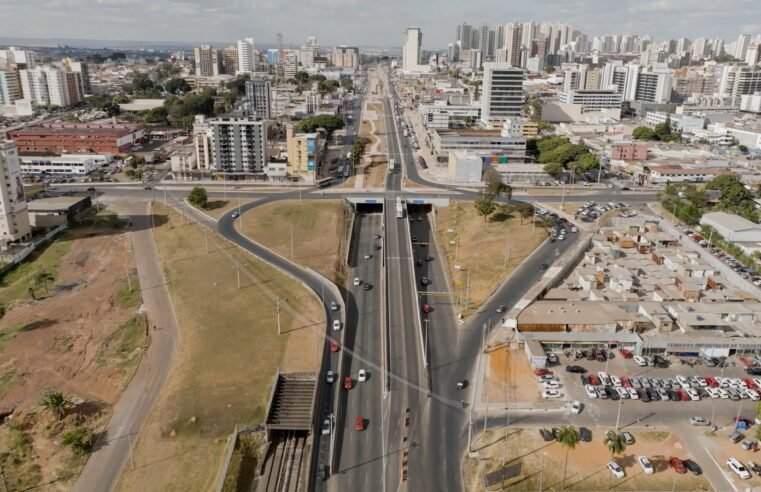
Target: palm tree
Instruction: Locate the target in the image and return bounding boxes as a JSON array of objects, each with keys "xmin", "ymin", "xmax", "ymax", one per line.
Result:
[
  {"xmin": 34, "ymin": 270, "xmax": 55, "ymax": 293},
  {"xmin": 557, "ymin": 426, "xmax": 581, "ymax": 489},
  {"xmin": 604, "ymin": 430, "xmax": 627, "ymax": 459},
  {"xmin": 40, "ymin": 390, "xmax": 73, "ymax": 420}
]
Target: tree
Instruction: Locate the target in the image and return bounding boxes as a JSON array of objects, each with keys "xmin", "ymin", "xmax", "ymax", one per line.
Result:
[
  {"xmin": 142, "ymin": 106, "xmax": 168, "ymax": 124},
  {"xmin": 474, "ymin": 196, "xmax": 497, "ymax": 222},
  {"xmin": 739, "ymin": 144, "xmax": 749, "ymax": 152},
  {"xmin": 557, "ymin": 426, "xmax": 581, "ymax": 489},
  {"xmin": 103, "ymin": 102, "xmax": 121, "ymax": 118},
  {"xmin": 225, "ymin": 74, "xmax": 250, "ymax": 96},
  {"xmin": 35, "ymin": 270, "xmax": 55, "ymax": 292},
  {"xmin": 187, "ymin": 186, "xmax": 208, "ymax": 209},
  {"xmin": 40, "ymin": 390, "xmax": 73, "ymax": 420},
  {"xmin": 544, "ymin": 65, "xmax": 555, "ymax": 73},
  {"xmin": 62, "ymin": 426, "xmax": 95, "ymax": 456},
  {"xmin": 297, "ymin": 115, "xmax": 345, "ymax": 135},
  {"xmin": 294, "ymin": 71, "xmax": 310, "ymax": 90},
  {"xmin": 164, "ymin": 77, "xmax": 192, "ymax": 95},
  {"xmin": 632, "ymin": 126, "xmax": 657, "ymax": 140},
  {"xmin": 131, "ymin": 72, "xmax": 155, "ymax": 93},
  {"xmin": 485, "ymin": 168, "xmax": 511, "ymax": 198},
  {"xmin": 543, "ymin": 162, "xmax": 564, "ymax": 177},
  {"xmin": 604, "ymin": 430, "xmax": 627, "ymax": 458},
  {"xmin": 340, "ymin": 77, "xmax": 354, "ymax": 91},
  {"xmin": 515, "ymin": 203, "xmax": 534, "ymax": 225},
  {"xmin": 112, "ymin": 94, "xmax": 130, "ymax": 104}
]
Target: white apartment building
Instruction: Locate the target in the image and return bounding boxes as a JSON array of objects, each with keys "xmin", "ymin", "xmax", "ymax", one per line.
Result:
[
  {"xmin": 193, "ymin": 115, "xmax": 212, "ymax": 170},
  {"xmin": 558, "ymin": 89, "xmax": 623, "ymax": 112},
  {"xmin": 402, "ymin": 27, "xmax": 422, "ymax": 71},
  {"xmin": 740, "ymin": 94, "xmax": 761, "ymax": 114},
  {"xmin": 0, "ymin": 47, "xmax": 35, "ymax": 68},
  {"xmin": 19, "ymin": 67, "xmax": 49, "ymax": 105},
  {"xmin": 644, "ymin": 111, "xmax": 705, "ymax": 134},
  {"xmin": 44, "ymin": 68, "xmax": 70, "ymax": 107},
  {"xmin": 635, "ymin": 71, "xmax": 672, "ymax": 103},
  {"xmin": 0, "ymin": 67, "xmax": 21, "ymax": 105},
  {"xmin": 237, "ymin": 38, "xmax": 257, "ymax": 74},
  {"xmin": 480, "ymin": 62, "xmax": 525, "ymax": 127},
  {"xmin": 0, "ymin": 139, "xmax": 32, "ymax": 244},
  {"xmin": 210, "ymin": 117, "xmax": 268, "ymax": 174},
  {"xmin": 331, "ymin": 46, "xmax": 359, "ymax": 69}
]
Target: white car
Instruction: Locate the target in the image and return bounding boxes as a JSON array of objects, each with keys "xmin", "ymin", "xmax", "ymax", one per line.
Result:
[
  {"xmin": 543, "ymin": 381, "xmax": 560, "ymax": 390},
  {"xmin": 329, "ymin": 301, "xmax": 339, "ymax": 311},
  {"xmin": 689, "ymin": 416, "xmax": 710, "ymax": 426},
  {"xmin": 607, "ymin": 460, "xmax": 625, "ymax": 479},
  {"xmin": 727, "ymin": 457, "xmax": 751, "ymax": 479},
  {"xmin": 615, "ymin": 387, "xmax": 629, "ymax": 399},
  {"xmin": 353, "ymin": 277, "xmax": 361, "ymax": 286},
  {"xmin": 326, "ymin": 370, "xmax": 335, "ymax": 384},
  {"xmin": 705, "ymin": 387, "xmax": 720, "ymax": 399},
  {"xmin": 598, "ymin": 371, "xmax": 611, "ymax": 386},
  {"xmin": 633, "ymin": 355, "xmax": 647, "ymax": 366},
  {"xmin": 322, "ymin": 419, "xmax": 331, "ymax": 435},
  {"xmin": 747, "ymin": 389, "xmax": 760, "ymax": 401},
  {"xmin": 638, "ymin": 456, "xmax": 654, "ymax": 475},
  {"xmin": 571, "ymin": 401, "xmax": 582, "ymax": 414},
  {"xmin": 686, "ymin": 388, "xmax": 700, "ymax": 401},
  {"xmin": 696, "ymin": 376, "xmax": 708, "ymax": 387},
  {"xmin": 719, "ymin": 388, "xmax": 730, "ymax": 399},
  {"xmin": 584, "ymin": 384, "xmax": 598, "ymax": 399},
  {"xmin": 332, "ymin": 320, "xmax": 341, "ymax": 331},
  {"xmin": 358, "ymin": 369, "xmax": 367, "ymax": 382},
  {"xmin": 538, "ymin": 375, "xmax": 557, "ymax": 384},
  {"xmin": 542, "ymin": 390, "xmax": 561, "ymax": 399},
  {"xmin": 627, "ymin": 387, "xmax": 639, "ymax": 400},
  {"xmin": 676, "ymin": 375, "xmax": 691, "ymax": 388},
  {"xmin": 611, "ymin": 376, "xmax": 622, "ymax": 387}
]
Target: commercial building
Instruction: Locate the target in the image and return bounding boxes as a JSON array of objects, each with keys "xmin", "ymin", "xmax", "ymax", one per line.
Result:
[
  {"xmin": 237, "ymin": 38, "xmax": 256, "ymax": 74},
  {"xmin": 733, "ymin": 69, "xmax": 761, "ymax": 98},
  {"xmin": 402, "ymin": 27, "xmax": 422, "ymax": 71},
  {"xmin": 19, "ymin": 155, "xmax": 100, "ymax": 175},
  {"xmin": 646, "ymin": 164, "xmax": 729, "ymax": 183},
  {"xmin": 27, "ymin": 196, "xmax": 91, "ymax": 227},
  {"xmin": 331, "ymin": 46, "xmax": 359, "ymax": 69},
  {"xmin": 8, "ymin": 123, "xmax": 144, "ymax": 154},
  {"xmin": 417, "ymin": 102, "xmax": 481, "ymax": 129},
  {"xmin": 194, "ymin": 44, "xmax": 223, "ymax": 77},
  {"xmin": 60, "ymin": 58, "xmax": 91, "ymax": 95},
  {"xmin": 491, "ymin": 163, "xmax": 553, "ymax": 183},
  {"xmin": 244, "ymin": 78, "xmax": 271, "ymax": 119},
  {"xmin": 645, "ymin": 111, "xmax": 705, "ymax": 134},
  {"xmin": 210, "ymin": 117, "xmax": 268, "ymax": 174},
  {"xmin": 480, "ymin": 63, "xmax": 525, "ymax": 127},
  {"xmin": 558, "ymin": 89, "xmax": 623, "ymax": 112},
  {"xmin": 286, "ymin": 125, "xmax": 322, "ymax": 181},
  {"xmin": 741, "ymin": 94, "xmax": 761, "ymax": 114},
  {"xmin": 431, "ymin": 128, "xmax": 526, "ymax": 163},
  {"xmin": 447, "ymin": 151, "xmax": 483, "ymax": 183},
  {"xmin": 700, "ymin": 212, "xmax": 761, "ymax": 243},
  {"xmin": 635, "ymin": 71, "xmax": 672, "ymax": 103},
  {"xmin": 0, "ymin": 139, "xmax": 32, "ymax": 244},
  {"xmin": 18, "ymin": 66, "xmax": 82, "ymax": 107},
  {"xmin": 611, "ymin": 143, "xmax": 648, "ymax": 160}
]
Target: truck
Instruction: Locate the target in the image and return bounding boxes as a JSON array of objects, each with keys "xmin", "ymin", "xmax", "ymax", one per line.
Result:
[
  {"xmin": 388, "ymin": 158, "xmax": 396, "ymax": 174},
  {"xmin": 395, "ymin": 197, "xmax": 404, "ymax": 219},
  {"xmin": 403, "ymin": 128, "xmax": 409, "ymax": 137}
]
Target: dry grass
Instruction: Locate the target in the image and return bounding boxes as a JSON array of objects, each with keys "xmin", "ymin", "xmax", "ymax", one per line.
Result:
[
  {"xmin": 484, "ymin": 348, "xmax": 541, "ymax": 403},
  {"xmin": 238, "ymin": 200, "xmax": 348, "ymax": 284},
  {"xmin": 464, "ymin": 428, "xmax": 711, "ymax": 492},
  {"xmin": 434, "ymin": 201, "xmax": 548, "ymax": 317},
  {"xmin": 194, "ymin": 199, "xmax": 247, "ymax": 220},
  {"xmin": 115, "ymin": 203, "xmax": 324, "ymax": 492}
]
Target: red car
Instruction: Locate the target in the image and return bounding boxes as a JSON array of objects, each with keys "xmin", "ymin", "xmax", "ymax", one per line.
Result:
[
  {"xmin": 416, "ymin": 259, "xmax": 423, "ymax": 267},
  {"xmin": 670, "ymin": 457, "xmax": 686, "ymax": 474},
  {"xmin": 618, "ymin": 348, "xmax": 633, "ymax": 359},
  {"xmin": 705, "ymin": 376, "xmax": 719, "ymax": 388},
  {"xmin": 534, "ymin": 368, "xmax": 552, "ymax": 377},
  {"xmin": 677, "ymin": 389, "xmax": 689, "ymax": 401},
  {"xmin": 739, "ymin": 356, "xmax": 755, "ymax": 368},
  {"xmin": 344, "ymin": 376, "xmax": 352, "ymax": 390},
  {"xmin": 330, "ymin": 341, "xmax": 340, "ymax": 352},
  {"xmin": 621, "ymin": 377, "xmax": 631, "ymax": 388},
  {"xmin": 355, "ymin": 416, "xmax": 365, "ymax": 431},
  {"xmin": 588, "ymin": 375, "xmax": 600, "ymax": 385},
  {"xmin": 743, "ymin": 378, "xmax": 758, "ymax": 390},
  {"xmin": 422, "ymin": 303, "xmax": 431, "ymax": 314}
]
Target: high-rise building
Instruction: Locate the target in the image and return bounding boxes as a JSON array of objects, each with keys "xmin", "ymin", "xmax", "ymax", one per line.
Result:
[
  {"xmin": 19, "ymin": 67, "xmax": 50, "ymax": 105},
  {"xmin": 222, "ymin": 46, "xmax": 239, "ymax": 75},
  {"xmin": 237, "ymin": 38, "xmax": 257, "ymax": 74},
  {"xmin": 64, "ymin": 72, "xmax": 83, "ymax": 106},
  {"xmin": 478, "ymin": 24, "xmax": 490, "ymax": 52},
  {"xmin": 635, "ymin": 71, "xmax": 672, "ymax": 103},
  {"xmin": 283, "ymin": 50, "xmax": 298, "ymax": 79},
  {"xmin": 0, "ymin": 47, "xmax": 35, "ymax": 69},
  {"xmin": 403, "ymin": 27, "xmax": 422, "ymax": 70},
  {"xmin": 563, "ymin": 66, "xmax": 587, "ymax": 92},
  {"xmin": 44, "ymin": 68, "xmax": 70, "ymax": 107},
  {"xmin": 505, "ymin": 24, "xmax": 523, "ymax": 67},
  {"xmin": 0, "ymin": 139, "xmax": 32, "ymax": 244},
  {"xmin": 0, "ymin": 67, "xmax": 21, "ymax": 105},
  {"xmin": 733, "ymin": 68, "xmax": 761, "ymax": 97},
  {"xmin": 194, "ymin": 45, "xmax": 223, "ymax": 76},
  {"xmin": 735, "ymin": 34, "xmax": 751, "ymax": 60},
  {"xmin": 456, "ymin": 23, "xmax": 473, "ymax": 51},
  {"xmin": 331, "ymin": 46, "xmax": 359, "ymax": 68},
  {"xmin": 746, "ymin": 44, "xmax": 761, "ymax": 67},
  {"xmin": 192, "ymin": 115, "xmax": 213, "ymax": 170},
  {"xmin": 610, "ymin": 64, "xmax": 640, "ymax": 101},
  {"xmin": 244, "ymin": 78, "xmax": 271, "ymax": 120},
  {"xmin": 691, "ymin": 38, "xmax": 708, "ymax": 59},
  {"xmin": 480, "ymin": 63, "xmax": 525, "ymax": 127},
  {"xmin": 210, "ymin": 117, "xmax": 268, "ymax": 174}
]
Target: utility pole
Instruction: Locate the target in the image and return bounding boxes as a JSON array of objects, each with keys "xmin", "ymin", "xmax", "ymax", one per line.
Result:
[
  {"xmin": 203, "ymin": 227, "xmax": 209, "ymax": 254},
  {"xmin": 125, "ymin": 264, "xmax": 132, "ymax": 291},
  {"xmin": 290, "ymin": 224, "xmax": 294, "ymax": 260},
  {"xmin": 277, "ymin": 296, "xmax": 282, "ymax": 335},
  {"xmin": 615, "ymin": 397, "xmax": 623, "ymax": 430},
  {"xmin": 531, "ymin": 206, "xmax": 537, "ymax": 236},
  {"xmin": 423, "ymin": 318, "xmax": 430, "ymax": 368},
  {"xmin": 503, "ymin": 233, "xmax": 510, "ymax": 268},
  {"xmin": 236, "ymin": 261, "xmax": 241, "ymax": 289}
]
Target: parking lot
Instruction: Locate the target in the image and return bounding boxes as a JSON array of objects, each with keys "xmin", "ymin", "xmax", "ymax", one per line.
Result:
[{"xmin": 573, "ymin": 201, "xmax": 636, "ymax": 223}]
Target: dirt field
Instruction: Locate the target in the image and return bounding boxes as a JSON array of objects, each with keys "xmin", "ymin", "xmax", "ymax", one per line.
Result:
[
  {"xmin": 0, "ymin": 220, "xmax": 143, "ymax": 490},
  {"xmin": 238, "ymin": 200, "xmax": 348, "ymax": 284},
  {"xmin": 484, "ymin": 348, "xmax": 541, "ymax": 403},
  {"xmin": 116, "ymin": 203, "xmax": 323, "ymax": 492},
  {"xmin": 465, "ymin": 428, "xmax": 710, "ymax": 491},
  {"xmin": 434, "ymin": 201, "xmax": 548, "ymax": 316},
  {"xmin": 357, "ymin": 100, "xmax": 387, "ymax": 188},
  {"xmin": 704, "ymin": 430, "xmax": 761, "ymax": 487}
]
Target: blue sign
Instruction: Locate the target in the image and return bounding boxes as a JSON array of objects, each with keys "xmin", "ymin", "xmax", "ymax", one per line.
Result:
[
  {"xmin": 364, "ymin": 199, "xmax": 377, "ymax": 204},
  {"xmin": 737, "ymin": 421, "xmax": 748, "ymax": 431},
  {"xmin": 412, "ymin": 200, "xmax": 424, "ymax": 204}
]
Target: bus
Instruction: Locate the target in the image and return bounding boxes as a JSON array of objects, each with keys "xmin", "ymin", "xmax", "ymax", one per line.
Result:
[
  {"xmin": 395, "ymin": 197, "xmax": 404, "ymax": 219},
  {"xmin": 315, "ymin": 177, "xmax": 333, "ymax": 188},
  {"xmin": 388, "ymin": 158, "xmax": 396, "ymax": 174}
]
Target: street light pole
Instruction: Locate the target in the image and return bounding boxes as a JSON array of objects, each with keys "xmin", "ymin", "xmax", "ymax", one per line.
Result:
[
  {"xmin": 276, "ymin": 296, "xmax": 282, "ymax": 335},
  {"xmin": 503, "ymin": 232, "xmax": 510, "ymax": 268},
  {"xmin": 615, "ymin": 397, "xmax": 623, "ymax": 430},
  {"xmin": 424, "ymin": 318, "xmax": 430, "ymax": 369},
  {"xmin": 290, "ymin": 224, "xmax": 294, "ymax": 260}
]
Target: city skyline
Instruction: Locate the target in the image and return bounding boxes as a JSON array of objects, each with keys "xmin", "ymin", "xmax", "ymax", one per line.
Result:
[{"xmin": 0, "ymin": 0, "xmax": 759, "ymax": 49}]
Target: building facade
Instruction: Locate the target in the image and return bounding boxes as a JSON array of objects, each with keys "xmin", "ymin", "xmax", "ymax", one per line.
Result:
[
  {"xmin": 0, "ymin": 139, "xmax": 32, "ymax": 244},
  {"xmin": 558, "ymin": 89, "xmax": 623, "ymax": 112},
  {"xmin": 286, "ymin": 125, "xmax": 322, "ymax": 180},
  {"xmin": 210, "ymin": 117, "xmax": 268, "ymax": 174},
  {"xmin": 19, "ymin": 154, "xmax": 99, "ymax": 175},
  {"xmin": 432, "ymin": 128, "xmax": 526, "ymax": 163},
  {"xmin": 7, "ymin": 123, "xmax": 144, "ymax": 154},
  {"xmin": 237, "ymin": 38, "xmax": 256, "ymax": 74},
  {"xmin": 0, "ymin": 67, "xmax": 21, "ymax": 105},
  {"xmin": 331, "ymin": 46, "xmax": 359, "ymax": 69},
  {"xmin": 402, "ymin": 27, "xmax": 422, "ymax": 70},
  {"xmin": 480, "ymin": 63, "xmax": 525, "ymax": 127},
  {"xmin": 244, "ymin": 78, "xmax": 272, "ymax": 120},
  {"xmin": 194, "ymin": 45, "xmax": 223, "ymax": 76}
]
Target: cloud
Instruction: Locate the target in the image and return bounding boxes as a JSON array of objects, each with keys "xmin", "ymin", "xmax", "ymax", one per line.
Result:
[{"xmin": 0, "ymin": 0, "xmax": 758, "ymax": 48}]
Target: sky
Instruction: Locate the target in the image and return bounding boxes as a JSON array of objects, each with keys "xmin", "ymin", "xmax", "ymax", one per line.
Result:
[{"xmin": 0, "ymin": 0, "xmax": 759, "ymax": 49}]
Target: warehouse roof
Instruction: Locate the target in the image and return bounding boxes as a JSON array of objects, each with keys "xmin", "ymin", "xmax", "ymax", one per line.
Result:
[
  {"xmin": 701, "ymin": 211, "xmax": 761, "ymax": 233},
  {"xmin": 27, "ymin": 196, "xmax": 90, "ymax": 212}
]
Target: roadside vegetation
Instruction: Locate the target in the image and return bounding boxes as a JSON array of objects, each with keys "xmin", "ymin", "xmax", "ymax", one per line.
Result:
[
  {"xmin": 527, "ymin": 136, "xmax": 599, "ymax": 178},
  {"xmin": 633, "ymin": 116, "xmax": 682, "ymax": 142}
]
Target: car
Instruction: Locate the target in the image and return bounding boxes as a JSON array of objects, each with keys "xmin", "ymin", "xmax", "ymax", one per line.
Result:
[
  {"xmin": 579, "ymin": 427, "xmax": 592, "ymax": 442},
  {"xmin": 633, "ymin": 355, "xmax": 647, "ymax": 366},
  {"xmin": 143, "ymin": 185, "xmax": 152, "ymax": 190},
  {"xmin": 374, "ymin": 243, "xmax": 381, "ymax": 250},
  {"xmin": 621, "ymin": 431, "xmax": 635, "ymax": 445},
  {"xmin": 326, "ymin": 370, "xmax": 335, "ymax": 384},
  {"xmin": 670, "ymin": 457, "xmax": 687, "ymax": 474},
  {"xmin": 411, "ymin": 235, "xmax": 417, "ymax": 242},
  {"xmin": 343, "ymin": 376, "xmax": 352, "ymax": 390},
  {"xmin": 322, "ymin": 419, "xmax": 331, "ymax": 435},
  {"xmin": 597, "ymin": 371, "xmax": 611, "ymax": 386},
  {"xmin": 425, "ymin": 255, "xmax": 433, "ymax": 261},
  {"xmin": 607, "ymin": 461, "xmax": 625, "ymax": 479},
  {"xmin": 584, "ymin": 385, "xmax": 598, "ymax": 399},
  {"xmin": 657, "ymin": 388, "xmax": 669, "ymax": 401},
  {"xmin": 587, "ymin": 374, "xmax": 600, "ymax": 385},
  {"xmin": 611, "ymin": 376, "xmax": 622, "ymax": 387},
  {"xmin": 627, "ymin": 387, "xmax": 639, "ymax": 400},
  {"xmin": 748, "ymin": 460, "xmax": 761, "ymax": 475},
  {"xmin": 542, "ymin": 390, "xmax": 561, "ymax": 399},
  {"xmin": 422, "ymin": 303, "xmax": 431, "ymax": 313},
  {"xmin": 676, "ymin": 375, "xmax": 690, "ymax": 388},
  {"xmin": 638, "ymin": 388, "xmax": 650, "ymax": 402},
  {"xmin": 571, "ymin": 401, "xmax": 582, "ymax": 414},
  {"xmin": 729, "ymin": 431, "xmax": 745, "ymax": 443},
  {"xmin": 683, "ymin": 459, "xmax": 702, "ymax": 475},
  {"xmin": 329, "ymin": 301, "xmax": 339, "ymax": 311},
  {"xmin": 353, "ymin": 277, "xmax": 361, "ymax": 286},
  {"xmin": 456, "ymin": 380, "xmax": 468, "ymax": 389},
  {"xmin": 547, "ymin": 352, "xmax": 558, "ymax": 364},
  {"xmin": 719, "ymin": 388, "xmax": 730, "ymax": 399},
  {"xmin": 330, "ymin": 341, "xmax": 340, "ymax": 352},
  {"xmin": 539, "ymin": 428, "xmax": 555, "ymax": 441},
  {"xmin": 417, "ymin": 216, "xmax": 422, "ymax": 222},
  {"xmin": 566, "ymin": 365, "xmax": 587, "ymax": 374},
  {"xmin": 741, "ymin": 439, "xmax": 757, "ymax": 451},
  {"xmin": 364, "ymin": 254, "xmax": 372, "ymax": 260},
  {"xmin": 596, "ymin": 387, "xmax": 608, "ymax": 399},
  {"xmin": 358, "ymin": 369, "xmax": 367, "ymax": 382},
  {"xmin": 543, "ymin": 381, "xmax": 560, "ymax": 390},
  {"xmin": 615, "ymin": 387, "xmax": 629, "ymax": 399},
  {"xmin": 727, "ymin": 457, "xmax": 751, "ymax": 479},
  {"xmin": 686, "ymin": 388, "xmax": 700, "ymax": 401},
  {"xmin": 638, "ymin": 456, "xmax": 654, "ymax": 474},
  {"xmin": 363, "ymin": 283, "xmax": 372, "ymax": 291},
  {"xmin": 706, "ymin": 387, "xmax": 720, "ymax": 399},
  {"xmin": 231, "ymin": 211, "xmax": 239, "ymax": 219},
  {"xmin": 333, "ymin": 320, "xmax": 341, "ymax": 331},
  {"xmin": 496, "ymin": 305, "xmax": 506, "ymax": 313},
  {"xmin": 689, "ymin": 416, "xmax": 710, "ymax": 426},
  {"xmin": 749, "ymin": 367, "xmax": 761, "ymax": 376},
  {"xmin": 355, "ymin": 416, "xmax": 365, "ymax": 431}
]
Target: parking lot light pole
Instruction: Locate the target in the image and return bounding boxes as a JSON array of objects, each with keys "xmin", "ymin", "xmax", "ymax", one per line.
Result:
[
  {"xmin": 615, "ymin": 398, "xmax": 623, "ymax": 431},
  {"xmin": 604, "ymin": 341, "xmax": 612, "ymax": 374}
]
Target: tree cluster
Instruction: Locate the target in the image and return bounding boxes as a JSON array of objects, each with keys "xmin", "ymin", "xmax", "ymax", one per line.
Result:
[
  {"xmin": 474, "ymin": 170, "xmax": 514, "ymax": 222},
  {"xmin": 632, "ymin": 117, "xmax": 682, "ymax": 143},
  {"xmin": 297, "ymin": 115, "xmax": 345, "ymax": 135},
  {"xmin": 350, "ymin": 137, "xmax": 369, "ymax": 166},
  {"xmin": 532, "ymin": 136, "xmax": 599, "ymax": 178},
  {"xmin": 188, "ymin": 186, "xmax": 209, "ymax": 209}
]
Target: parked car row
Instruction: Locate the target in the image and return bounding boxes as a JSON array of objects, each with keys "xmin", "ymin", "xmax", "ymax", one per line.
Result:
[
  {"xmin": 680, "ymin": 225, "xmax": 761, "ymax": 286},
  {"xmin": 575, "ymin": 201, "xmax": 630, "ymax": 223}
]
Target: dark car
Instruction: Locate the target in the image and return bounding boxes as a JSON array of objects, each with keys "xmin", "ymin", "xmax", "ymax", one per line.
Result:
[
  {"xmin": 653, "ymin": 354, "xmax": 669, "ymax": 368},
  {"xmin": 581, "ymin": 375, "xmax": 589, "ymax": 385},
  {"xmin": 579, "ymin": 427, "xmax": 592, "ymax": 442},
  {"xmin": 416, "ymin": 259, "xmax": 422, "ymax": 267},
  {"xmin": 748, "ymin": 367, "xmax": 761, "ymax": 376},
  {"xmin": 586, "ymin": 350, "xmax": 596, "ymax": 361},
  {"xmin": 605, "ymin": 387, "xmax": 620, "ymax": 400},
  {"xmin": 424, "ymin": 255, "xmax": 433, "ymax": 261},
  {"xmin": 683, "ymin": 459, "xmax": 702, "ymax": 475},
  {"xmin": 646, "ymin": 388, "xmax": 658, "ymax": 400},
  {"xmin": 638, "ymin": 388, "xmax": 650, "ymax": 402},
  {"xmin": 595, "ymin": 351, "xmax": 607, "ymax": 362},
  {"xmin": 363, "ymin": 283, "xmax": 372, "ymax": 291},
  {"xmin": 668, "ymin": 389, "xmax": 680, "ymax": 401},
  {"xmin": 551, "ymin": 428, "xmax": 561, "ymax": 440},
  {"xmin": 421, "ymin": 277, "xmax": 429, "ymax": 286},
  {"xmin": 566, "ymin": 365, "xmax": 587, "ymax": 374},
  {"xmin": 539, "ymin": 428, "xmax": 554, "ymax": 441}
]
